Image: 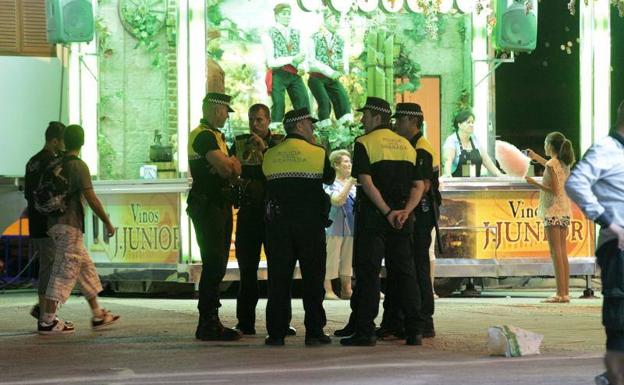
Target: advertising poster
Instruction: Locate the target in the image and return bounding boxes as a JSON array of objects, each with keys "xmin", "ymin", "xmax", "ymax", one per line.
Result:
[
  {"xmin": 439, "ymin": 190, "xmax": 595, "ymax": 260},
  {"xmin": 87, "ymin": 193, "xmax": 181, "ymax": 264}
]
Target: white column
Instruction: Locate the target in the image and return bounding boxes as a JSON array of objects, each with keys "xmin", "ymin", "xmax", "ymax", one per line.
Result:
[
  {"xmin": 472, "ymin": 9, "xmax": 489, "ymax": 158},
  {"xmin": 592, "ymin": 0, "xmax": 611, "ymax": 142}
]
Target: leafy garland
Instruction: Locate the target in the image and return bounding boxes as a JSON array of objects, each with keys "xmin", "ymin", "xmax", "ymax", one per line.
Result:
[{"xmin": 119, "ymin": 0, "xmax": 167, "ymax": 67}]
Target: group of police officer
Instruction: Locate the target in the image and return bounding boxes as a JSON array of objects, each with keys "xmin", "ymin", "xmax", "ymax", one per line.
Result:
[{"xmin": 188, "ymin": 92, "xmax": 440, "ymax": 347}]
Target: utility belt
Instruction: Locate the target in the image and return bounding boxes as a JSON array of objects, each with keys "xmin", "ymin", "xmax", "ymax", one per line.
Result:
[
  {"xmin": 187, "ymin": 186, "xmax": 234, "ymax": 206},
  {"xmin": 265, "ymin": 196, "xmax": 332, "ymax": 228}
]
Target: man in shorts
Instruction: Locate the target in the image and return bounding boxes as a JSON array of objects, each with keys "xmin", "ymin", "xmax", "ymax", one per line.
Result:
[
  {"xmin": 38, "ymin": 124, "xmax": 119, "ymax": 335},
  {"xmin": 24, "ymin": 122, "xmax": 67, "ymax": 323}
]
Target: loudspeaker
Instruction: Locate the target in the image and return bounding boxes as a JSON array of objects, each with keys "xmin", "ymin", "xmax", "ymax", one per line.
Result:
[
  {"xmin": 46, "ymin": 0, "xmax": 94, "ymax": 44},
  {"xmin": 494, "ymin": 0, "xmax": 538, "ymax": 52}
]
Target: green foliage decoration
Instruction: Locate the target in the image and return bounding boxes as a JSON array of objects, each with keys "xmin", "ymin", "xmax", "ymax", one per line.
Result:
[
  {"xmin": 119, "ymin": 0, "xmax": 167, "ymax": 68},
  {"xmin": 315, "ymin": 121, "xmax": 364, "ymax": 152}
]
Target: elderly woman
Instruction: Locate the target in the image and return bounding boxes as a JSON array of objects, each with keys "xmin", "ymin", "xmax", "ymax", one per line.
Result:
[
  {"xmin": 442, "ymin": 110, "xmax": 502, "ymax": 177},
  {"xmin": 323, "ymin": 149, "xmax": 356, "ymax": 300}
]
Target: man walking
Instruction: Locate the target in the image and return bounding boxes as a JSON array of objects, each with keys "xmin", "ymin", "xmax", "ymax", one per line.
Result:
[
  {"xmin": 566, "ymin": 101, "xmax": 624, "ymax": 385},
  {"xmin": 24, "ymin": 122, "xmax": 66, "ymax": 323},
  {"xmin": 39, "ymin": 124, "xmax": 119, "ymax": 334},
  {"xmin": 262, "ymin": 108, "xmax": 335, "ymax": 346}
]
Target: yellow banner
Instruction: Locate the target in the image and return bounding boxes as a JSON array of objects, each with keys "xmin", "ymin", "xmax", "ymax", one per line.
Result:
[
  {"xmin": 88, "ymin": 193, "xmax": 180, "ymax": 264},
  {"xmin": 439, "ymin": 190, "xmax": 595, "ymax": 259}
]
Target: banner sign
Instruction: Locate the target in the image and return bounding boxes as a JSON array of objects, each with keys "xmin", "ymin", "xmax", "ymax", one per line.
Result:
[
  {"xmin": 87, "ymin": 193, "xmax": 181, "ymax": 264},
  {"xmin": 439, "ymin": 190, "xmax": 595, "ymax": 260}
]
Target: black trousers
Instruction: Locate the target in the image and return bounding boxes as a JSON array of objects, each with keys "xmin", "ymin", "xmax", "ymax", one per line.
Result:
[
  {"xmin": 187, "ymin": 195, "xmax": 232, "ymax": 318},
  {"xmin": 598, "ymin": 239, "xmax": 624, "ymax": 352},
  {"xmin": 381, "ymin": 208, "xmax": 435, "ymax": 330},
  {"xmin": 265, "ymin": 212, "xmax": 327, "ymax": 338},
  {"xmin": 235, "ymin": 205, "xmax": 265, "ymax": 328},
  {"xmin": 350, "ymin": 217, "xmax": 423, "ymax": 337}
]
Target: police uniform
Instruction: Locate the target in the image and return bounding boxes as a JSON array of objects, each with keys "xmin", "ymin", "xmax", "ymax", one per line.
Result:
[
  {"xmin": 340, "ymin": 98, "xmax": 424, "ymax": 346},
  {"xmin": 381, "ymin": 103, "xmax": 441, "ymax": 338},
  {"xmin": 262, "ymin": 108, "xmax": 335, "ymax": 344},
  {"xmin": 187, "ymin": 93, "xmax": 239, "ymax": 341},
  {"xmin": 230, "ymin": 131, "xmax": 284, "ymax": 333}
]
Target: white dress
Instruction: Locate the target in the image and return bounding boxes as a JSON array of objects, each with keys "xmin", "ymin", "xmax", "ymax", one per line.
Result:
[{"xmin": 537, "ymin": 158, "xmax": 572, "ymax": 227}]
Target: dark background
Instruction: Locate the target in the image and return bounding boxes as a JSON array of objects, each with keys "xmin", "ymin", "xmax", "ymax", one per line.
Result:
[
  {"xmin": 496, "ymin": 0, "xmax": 579, "ymax": 156},
  {"xmin": 496, "ymin": 2, "xmax": 623, "ymax": 159}
]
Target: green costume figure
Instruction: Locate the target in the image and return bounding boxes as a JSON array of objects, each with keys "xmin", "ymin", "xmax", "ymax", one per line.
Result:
[
  {"xmin": 262, "ymin": 3, "xmax": 310, "ymax": 124},
  {"xmin": 308, "ymin": 10, "xmax": 352, "ymax": 128}
]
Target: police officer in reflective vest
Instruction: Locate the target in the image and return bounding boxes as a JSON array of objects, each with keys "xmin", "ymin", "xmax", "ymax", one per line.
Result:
[
  {"xmin": 338, "ymin": 97, "xmax": 426, "ymax": 347},
  {"xmin": 378, "ymin": 102, "xmax": 441, "ymax": 340},
  {"xmin": 229, "ymin": 103, "xmax": 295, "ymax": 336},
  {"xmin": 187, "ymin": 92, "xmax": 242, "ymax": 341},
  {"xmin": 262, "ymin": 108, "xmax": 335, "ymax": 346}
]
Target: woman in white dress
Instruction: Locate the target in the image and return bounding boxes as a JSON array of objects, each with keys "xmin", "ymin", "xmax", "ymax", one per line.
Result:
[{"xmin": 526, "ymin": 132, "xmax": 576, "ymax": 303}]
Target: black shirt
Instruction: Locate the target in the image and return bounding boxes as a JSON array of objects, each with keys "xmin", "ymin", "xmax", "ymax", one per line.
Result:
[
  {"xmin": 24, "ymin": 149, "xmax": 57, "ymax": 238},
  {"xmin": 262, "ymin": 133, "xmax": 335, "ymax": 213},
  {"xmin": 352, "ymin": 125, "xmax": 420, "ymax": 212},
  {"xmin": 188, "ymin": 119, "xmax": 230, "ymax": 201},
  {"xmin": 230, "ymin": 131, "xmax": 284, "ymax": 207}
]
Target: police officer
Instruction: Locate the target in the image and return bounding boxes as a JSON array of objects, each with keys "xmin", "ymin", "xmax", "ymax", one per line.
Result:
[
  {"xmin": 338, "ymin": 97, "xmax": 426, "ymax": 347},
  {"xmin": 230, "ymin": 104, "xmax": 295, "ymax": 337},
  {"xmin": 262, "ymin": 108, "xmax": 335, "ymax": 346},
  {"xmin": 188, "ymin": 92, "xmax": 242, "ymax": 341},
  {"xmin": 378, "ymin": 103, "xmax": 441, "ymax": 339}
]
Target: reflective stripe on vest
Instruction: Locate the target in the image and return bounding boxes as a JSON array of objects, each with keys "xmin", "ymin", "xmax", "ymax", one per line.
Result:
[
  {"xmin": 356, "ymin": 128, "xmax": 416, "ymax": 165},
  {"xmin": 262, "ymin": 138, "xmax": 325, "ymax": 180}
]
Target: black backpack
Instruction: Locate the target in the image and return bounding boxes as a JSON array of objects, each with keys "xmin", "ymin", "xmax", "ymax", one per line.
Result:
[{"xmin": 33, "ymin": 155, "xmax": 79, "ymax": 216}]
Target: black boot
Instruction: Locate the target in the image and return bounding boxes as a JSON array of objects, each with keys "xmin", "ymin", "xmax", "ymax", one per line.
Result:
[
  {"xmin": 196, "ymin": 315, "xmax": 242, "ymax": 341},
  {"xmin": 334, "ymin": 322, "xmax": 356, "ymax": 337},
  {"xmin": 405, "ymin": 334, "xmax": 423, "ymax": 346},
  {"xmin": 340, "ymin": 333, "xmax": 377, "ymax": 346},
  {"xmin": 305, "ymin": 331, "xmax": 331, "ymax": 346}
]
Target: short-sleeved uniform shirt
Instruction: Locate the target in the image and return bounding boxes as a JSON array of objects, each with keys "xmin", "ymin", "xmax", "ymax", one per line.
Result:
[
  {"xmin": 188, "ymin": 119, "xmax": 230, "ymax": 202},
  {"xmin": 411, "ymin": 131, "xmax": 442, "ymax": 207},
  {"xmin": 48, "ymin": 157, "xmax": 93, "ymax": 233},
  {"xmin": 230, "ymin": 131, "xmax": 284, "ymax": 207},
  {"xmin": 24, "ymin": 149, "xmax": 57, "ymax": 238},
  {"xmin": 352, "ymin": 125, "xmax": 420, "ymax": 228},
  {"xmin": 262, "ymin": 133, "xmax": 335, "ymax": 218}
]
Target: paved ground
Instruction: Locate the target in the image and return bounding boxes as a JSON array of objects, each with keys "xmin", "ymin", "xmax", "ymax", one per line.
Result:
[{"xmin": 0, "ymin": 290, "xmax": 606, "ymax": 384}]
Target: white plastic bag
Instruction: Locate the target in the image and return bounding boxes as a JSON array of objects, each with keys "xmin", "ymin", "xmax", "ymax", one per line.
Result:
[{"xmin": 487, "ymin": 325, "xmax": 543, "ymax": 357}]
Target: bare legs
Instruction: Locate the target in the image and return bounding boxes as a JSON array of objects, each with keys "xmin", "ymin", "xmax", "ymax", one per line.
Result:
[{"xmin": 545, "ymin": 225, "xmax": 570, "ymax": 302}]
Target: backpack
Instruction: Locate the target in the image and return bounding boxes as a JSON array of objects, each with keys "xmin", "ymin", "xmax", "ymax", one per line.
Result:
[{"xmin": 33, "ymin": 155, "xmax": 79, "ymax": 216}]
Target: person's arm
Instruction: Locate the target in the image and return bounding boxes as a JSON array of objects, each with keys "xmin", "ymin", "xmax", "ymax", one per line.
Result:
[
  {"xmin": 358, "ymin": 174, "xmax": 391, "ymax": 216},
  {"xmin": 261, "ymin": 30, "xmax": 296, "ymax": 69},
  {"xmin": 194, "ymin": 131, "xmax": 241, "ymax": 179},
  {"xmin": 565, "ymin": 142, "xmax": 611, "ymax": 226},
  {"xmin": 307, "ymin": 35, "xmax": 338, "ymax": 78},
  {"xmin": 442, "ymin": 145, "xmax": 456, "ymax": 177},
  {"xmin": 329, "ymin": 179, "xmax": 356, "ymax": 206},
  {"xmin": 83, "ymin": 188, "xmax": 115, "ymax": 236},
  {"xmin": 526, "ymin": 149, "xmax": 548, "ymax": 167},
  {"xmin": 403, "ymin": 180, "xmax": 426, "ymax": 214}
]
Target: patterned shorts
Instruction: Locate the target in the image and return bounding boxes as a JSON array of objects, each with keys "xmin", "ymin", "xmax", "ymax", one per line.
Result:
[
  {"xmin": 46, "ymin": 224, "xmax": 103, "ymax": 304},
  {"xmin": 544, "ymin": 216, "xmax": 571, "ymax": 228}
]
